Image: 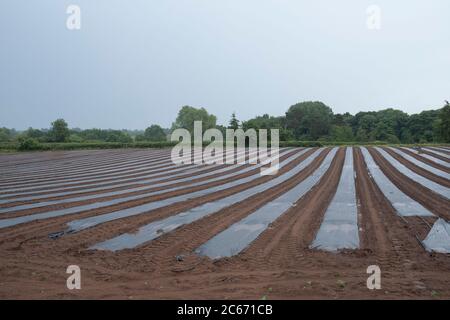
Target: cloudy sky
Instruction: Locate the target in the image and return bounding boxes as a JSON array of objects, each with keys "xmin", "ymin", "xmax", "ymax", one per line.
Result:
[{"xmin": 1, "ymin": 0, "xmax": 449, "ymax": 129}]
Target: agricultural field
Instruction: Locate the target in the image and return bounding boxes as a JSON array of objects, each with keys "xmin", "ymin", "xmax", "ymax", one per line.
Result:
[{"xmin": 0, "ymin": 146, "xmax": 449, "ymax": 299}]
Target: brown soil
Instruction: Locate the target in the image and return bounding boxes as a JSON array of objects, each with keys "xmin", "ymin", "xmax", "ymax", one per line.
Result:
[
  {"xmin": 382, "ymin": 147, "xmax": 450, "ymax": 187},
  {"xmin": 0, "ymin": 150, "xmax": 168, "ymax": 180},
  {"xmin": 0, "ymin": 149, "xmax": 301, "ymax": 218},
  {"xmin": 0, "ymin": 153, "xmax": 171, "ymax": 185},
  {"xmin": 0, "ymin": 147, "xmax": 449, "ymax": 300},
  {"xmin": 420, "ymin": 150, "xmax": 450, "ymax": 163},
  {"xmin": 368, "ymin": 148, "xmax": 450, "ymax": 220},
  {"xmin": 428, "ymin": 147, "xmax": 450, "ymax": 155},
  {"xmin": 399, "ymin": 148, "xmax": 450, "ymax": 173}
]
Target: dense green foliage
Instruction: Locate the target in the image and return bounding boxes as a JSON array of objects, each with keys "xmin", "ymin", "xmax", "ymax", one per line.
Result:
[
  {"xmin": 171, "ymin": 106, "xmax": 217, "ymax": 133},
  {"xmin": 17, "ymin": 137, "xmax": 40, "ymax": 151},
  {"xmin": 0, "ymin": 127, "xmax": 18, "ymax": 142},
  {"xmin": 0, "ymin": 141, "xmax": 178, "ymax": 152},
  {"xmin": 2, "ymin": 101, "xmax": 449, "ymax": 151},
  {"xmin": 242, "ymin": 101, "xmax": 450, "ymax": 143},
  {"xmin": 73, "ymin": 128, "xmax": 133, "ymax": 143},
  {"xmin": 286, "ymin": 101, "xmax": 333, "ymax": 140},
  {"xmin": 242, "ymin": 114, "xmax": 293, "ymax": 141},
  {"xmin": 439, "ymin": 102, "xmax": 450, "ymax": 142},
  {"xmin": 136, "ymin": 124, "xmax": 167, "ymax": 142},
  {"xmin": 49, "ymin": 118, "xmax": 70, "ymax": 142}
]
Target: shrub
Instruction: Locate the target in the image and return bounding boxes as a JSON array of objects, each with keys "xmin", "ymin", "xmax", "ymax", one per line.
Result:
[{"xmin": 17, "ymin": 137, "xmax": 41, "ymax": 151}]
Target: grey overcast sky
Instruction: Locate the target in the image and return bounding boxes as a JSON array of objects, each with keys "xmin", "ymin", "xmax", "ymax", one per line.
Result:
[{"xmin": 0, "ymin": 0, "xmax": 449, "ymax": 130}]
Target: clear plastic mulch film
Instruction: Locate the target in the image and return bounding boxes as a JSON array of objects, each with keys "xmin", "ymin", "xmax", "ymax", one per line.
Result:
[
  {"xmin": 0, "ymin": 147, "xmax": 249, "ymax": 202},
  {"xmin": 388, "ymin": 147, "xmax": 450, "ymax": 179},
  {"xmin": 65, "ymin": 148, "xmax": 302, "ymax": 233},
  {"xmin": 364, "ymin": 147, "xmax": 450, "ymax": 254},
  {"xmin": 375, "ymin": 147, "xmax": 450, "ymax": 200},
  {"xmin": 423, "ymin": 147, "xmax": 450, "ymax": 159},
  {"xmin": 91, "ymin": 148, "xmax": 328, "ymax": 252},
  {"xmin": 0, "ymin": 148, "xmax": 295, "ymax": 230},
  {"xmin": 423, "ymin": 218, "xmax": 450, "ymax": 254},
  {"xmin": 0, "ymin": 148, "xmax": 263, "ymax": 212},
  {"xmin": 402, "ymin": 147, "xmax": 450, "ymax": 168},
  {"xmin": 194, "ymin": 148, "xmax": 338, "ymax": 259},
  {"xmin": 311, "ymin": 147, "xmax": 359, "ymax": 252},
  {"xmin": 361, "ymin": 147, "xmax": 433, "ymax": 217}
]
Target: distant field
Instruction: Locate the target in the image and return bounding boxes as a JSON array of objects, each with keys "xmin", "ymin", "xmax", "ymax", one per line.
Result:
[
  {"xmin": 1, "ymin": 140, "xmax": 449, "ymax": 152},
  {"xmin": 0, "ymin": 146, "xmax": 449, "ymax": 299}
]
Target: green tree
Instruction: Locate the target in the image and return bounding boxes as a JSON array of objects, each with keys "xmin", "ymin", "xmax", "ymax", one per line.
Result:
[
  {"xmin": 172, "ymin": 106, "xmax": 217, "ymax": 133},
  {"xmin": 68, "ymin": 134, "xmax": 83, "ymax": 143},
  {"xmin": 374, "ymin": 109, "xmax": 408, "ymax": 139},
  {"xmin": 374, "ymin": 121, "xmax": 391, "ymax": 141},
  {"xmin": 242, "ymin": 114, "xmax": 282, "ymax": 130},
  {"xmin": 355, "ymin": 128, "xmax": 369, "ymax": 142},
  {"xmin": 241, "ymin": 114, "xmax": 291, "ymax": 140},
  {"xmin": 25, "ymin": 127, "xmax": 46, "ymax": 141},
  {"xmin": 78, "ymin": 128, "xmax": 132, "ymax": 143},
  {"xmin": 354, "ymin": 113, "xmax": 378, "ymax": 141},
  {"xmin": 359, "ymin": 114, "xmax": 377, "ymax": 133},
  {"xmin": 0, "ymin": 127, "xmax": 13, "ymax": 142},
  {"xmin": 385, "ymin": 134, "xmax": 400, "ymax": 144},
  {"xmin": 17, "ymin": 137, "xmax": 40, "ymax": 150},
  {"xmin": 144, "ymin": 124, "xmax": 167, "ymax": 141},
  {"xmin": 406, "ymin": 110, "xmax": 440, "ymax": 142},
  {"xmin": 330, "ymin": 125, "xmax": 354, "ymax": 142},
  {"xmin": 400, "ymin": 128, "xmax": 413, "ymax": 143},
  {"xmin": 438, "ymin": 101, "xmax": 450, "ymax": 142},
  {"xmin": 285, "ymin": 101, "xmax": 333, "ymax": 140},
  {"xmin": 333, "ymin": 112, "xmax": 354, "ymax": 127},
  {"xmin": 49, "ymin": 119, "xmax": 70, "ymax": 142},
  {"xmin": 229, "ymin": 112, "xmax": 240, "ymax": 130},
  {"xmin": 105, "ymin": 131, "xmax": 133, "ymax": 143}
]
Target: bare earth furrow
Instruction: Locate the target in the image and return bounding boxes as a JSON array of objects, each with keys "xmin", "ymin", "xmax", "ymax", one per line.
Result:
[
  {"xmin": 0, "ymin": 147, "xmax": 449, "ymax": 299},
  {"xmin": 369, "ymin": 148, "xmax": 450, "ymax": 220}
]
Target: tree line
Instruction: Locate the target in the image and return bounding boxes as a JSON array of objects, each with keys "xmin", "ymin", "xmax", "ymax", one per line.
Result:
[
  {"xmin": 170, "ymin": 102, "xmax": 449, "ymax": 144},
  {"xmin": 241, "ymin": 101, "xmax": 450, "ymax": 144},
  {"xmin": 1, "ymin": 101, "xmax": 449, "ymax": 149}
]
